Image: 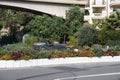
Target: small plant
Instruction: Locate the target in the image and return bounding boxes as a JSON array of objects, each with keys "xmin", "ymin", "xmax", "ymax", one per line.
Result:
[
  {"xmin": 68, "ymin": 36, "xmax": 78, "ymax": 47},
  {"xmin": 103, "ymin": 49, "xmax": 118, "ymax": 57},
  {"xmin": 37, "ymin": 50, "xmax": 50, "ymax": 59},
  {"xmin": 24, "ymin": 35, "xmax": 38, "ymax": 47},
  {"xmin": 80, "ymin": 47, "xmax": 94, "ymax": 57},
  {"xmin": 10, "ymin": 52, "xmax": 21, "ymax": 60},
  {"xmin": 20, "ymin": 54, "xmax": 32, "ymax": 60},
  {"xmin": 50, "ymin": 50, "xmax": 60, "ymax": 58},
  {"xmin": 92, "ymin": 47, "xmax": 103, "ymax": 57},
  {"xmin": 0, "ymin": 54, "xmax": 11, "ymax": 60}
]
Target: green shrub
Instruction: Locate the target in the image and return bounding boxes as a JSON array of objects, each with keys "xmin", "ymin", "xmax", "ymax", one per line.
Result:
[
  {"xmin": 98, "ymin": 30, "xmax": 120, "ymax": 45},
  {"xmin": 91, "ymin": 47, "xmax": 103, "ymax": 57},
  {"xmin": 0, "ymin": 49, "xmax": 8, "ymax": 55},
  {"xmin": 77, "ymin": 26, "xmax": 98, "ymax": 47},
  {"xmin": 24, "ymin": 35, "xmax": 38, "ymax": 47},
  {"xmin": 106, "ymin": 41, "xmax": 120, "ymax": 46},
  {"xmin": 17, "ymin": 48, "xmax": 38, "ymax": 59},
  {"xmin": 68, "ymin": 36, "xmax": 78, "ymax": 47},
  {"xmin": 37, "ymin": 50, "xmax": 50, "ymax": 59},
  {"xmin": 0, "ymin": 43, "xmax": 30, "ymax": 55}
]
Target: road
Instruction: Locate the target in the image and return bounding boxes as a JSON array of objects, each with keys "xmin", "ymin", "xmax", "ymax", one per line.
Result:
[{"xmin": 0, "ymin": 62, "xmax": 120, "ymax": 80}]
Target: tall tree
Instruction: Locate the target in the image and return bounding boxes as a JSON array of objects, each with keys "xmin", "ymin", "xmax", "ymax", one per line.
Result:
[
  {"xmin": 25, "ymin": 15, "xmax": 68, "ymax": 42},
  {"xmin": 65, "ymin": 5, "xmax": 84, "ymax": 35},
  {"xmin": 102, "ymin": 11, "xmax": 120, "ymax": 30}
]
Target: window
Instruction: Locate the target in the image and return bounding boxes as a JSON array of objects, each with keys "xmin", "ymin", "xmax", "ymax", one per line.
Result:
[{"xmin": 93, "ymin": 0, "xmax": 105, "ymax": 5}]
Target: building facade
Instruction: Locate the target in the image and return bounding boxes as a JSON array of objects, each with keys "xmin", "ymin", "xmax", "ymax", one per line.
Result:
[{"xmin": 84, "ymin": 0, "xmax": 120, "ymax": 24}]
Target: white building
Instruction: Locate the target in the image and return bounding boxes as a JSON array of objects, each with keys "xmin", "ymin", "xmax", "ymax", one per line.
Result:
[{"xmin": 84, "ymin": 0, "xmax": 120, "ymax": 24}]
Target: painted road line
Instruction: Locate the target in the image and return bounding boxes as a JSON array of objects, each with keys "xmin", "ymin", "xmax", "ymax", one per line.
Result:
[{"xmin": 54, "ymin": 72, "xmax": 120, "ymax": 80}]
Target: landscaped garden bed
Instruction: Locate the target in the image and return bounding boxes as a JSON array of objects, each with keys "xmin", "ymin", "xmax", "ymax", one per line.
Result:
[{"xmin": 0, "ymin": 43, "xmax": 120, "ymax": 61}]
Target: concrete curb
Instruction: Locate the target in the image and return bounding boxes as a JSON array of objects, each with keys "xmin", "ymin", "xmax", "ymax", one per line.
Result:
[{"xmin": 0, "ymin": 56, "xmax": 120, "ymax": 68}]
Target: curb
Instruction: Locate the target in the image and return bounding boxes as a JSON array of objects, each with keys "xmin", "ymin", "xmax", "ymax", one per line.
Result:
[{"xmin": 0, "ymin": 56, "xmax": 120, "ymax": 68}]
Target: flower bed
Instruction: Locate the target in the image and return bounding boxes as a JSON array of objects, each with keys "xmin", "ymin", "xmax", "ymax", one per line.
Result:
[
  {"xmin": 0, "ymin": 43, "xmax": 120, "ymax": 68},
  {"xmin": 0, "ymin": 43, "xmax": 120, "ymax": 60}
]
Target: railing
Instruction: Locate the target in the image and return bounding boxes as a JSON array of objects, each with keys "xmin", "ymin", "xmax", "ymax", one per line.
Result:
[{"xmin": 94, "ymin": 13, "xmax": 102, "ymax": 16}]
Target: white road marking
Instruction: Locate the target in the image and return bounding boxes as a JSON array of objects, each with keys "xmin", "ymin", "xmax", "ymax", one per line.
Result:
[{"xmin": 54, "ymin": 72, "xmax": 120, "ymax": 80}]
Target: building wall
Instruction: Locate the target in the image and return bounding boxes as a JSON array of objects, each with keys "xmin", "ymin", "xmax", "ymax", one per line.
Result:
[{"xmin": 84, "ymin": 0, "xmax": 115, "ymax": 24}]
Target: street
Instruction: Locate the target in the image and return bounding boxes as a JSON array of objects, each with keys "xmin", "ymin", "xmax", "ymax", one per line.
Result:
[{"xmin": 0, "ymin": 62, "xmax": 120, "ymax": 80}]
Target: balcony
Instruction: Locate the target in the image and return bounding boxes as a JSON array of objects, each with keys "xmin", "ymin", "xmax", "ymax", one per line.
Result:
[
  {"xmin": 92, "ymin": 13, "xmax": 105, "ymax": 19},
  {"xmin": 92, "ymin": 5, "xmax": 106, "ymax": 7}
]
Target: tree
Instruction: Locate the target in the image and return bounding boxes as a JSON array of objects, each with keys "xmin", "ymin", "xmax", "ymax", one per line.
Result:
[
  {"xmin": 0, "ymin": 8, "xmax": 34, "ymax": 43},
  {"xmin": 65, "ymin": 5, "xmax": 84, "ymax": 35},
  {"xmin": 102, "ymin": 11, "xmax": 120, "ymax": 30},
  {"xmin": 77, "ymin": 26, "xmax": 98, "ymax": 47},
  {"xmin": 25, "ymin": 15, "xmax": 67, "ymax": 42},
  {"xmin": 98, "ymin": 11, "xmax": 120, "ymax": 45}
]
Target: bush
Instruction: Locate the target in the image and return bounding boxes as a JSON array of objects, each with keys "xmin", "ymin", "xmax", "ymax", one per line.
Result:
[
  {"xmin": 0, "ymin": 43, "xmax": 30, "ymax": 54},
  {"xmin": 106, "ymin": 41, "xmax": 120, "ymax": 46},
  {"xmin": 20, "ymin": 54, "xmax": 32, "ymax": 60},
  {"xmin": 80, "ymin": 47, "xmax": 94, "ymax": 57},
  {"xmin": 37, "ymin": 50, "xmax": 50, "ymax": 59},
  {"xmin": 18, "ymin": 48, "xmax": 38, "ymax": 59},
  {"xmin": 98, "ymin": 30, "xmax": 120, "ymax": 45},
  {"xmin": 91, "ymin": 47, "xmax": 103, "ymax": 57},
  {"xmin": 0, "ymin": 43, "xmax": 39, "ymax": 60},
  {"xmin": 24, "ymin": 35, "xmax": 38, "ymax": 47},
  {"xmin": 77, "ymin": 26, "xmax": 98, "ymax": 47},
  {"xmin": 10, "ymin": 52, "xmax": 21, "ymax": 60},
  {"xmin": 68, "ymin": 36, "xmax": 78, "ymax": 47},
  {"xmin": 103, "ymin": 49, "xmax": 118, "ymax": 57},
  {"xmin": 0, "ymin": 54, "xmax": 11, "ymax": 60}
]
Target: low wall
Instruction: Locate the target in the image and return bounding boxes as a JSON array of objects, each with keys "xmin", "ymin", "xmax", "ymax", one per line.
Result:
[{"xmin": 0, "ymin": 56, "xmax": 120, "ymax": 68}]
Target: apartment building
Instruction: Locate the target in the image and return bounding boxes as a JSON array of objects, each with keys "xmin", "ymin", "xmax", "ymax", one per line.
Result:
[{"xmin": 84, "ymin": 0, "xmax": 120, "ymax": 24}]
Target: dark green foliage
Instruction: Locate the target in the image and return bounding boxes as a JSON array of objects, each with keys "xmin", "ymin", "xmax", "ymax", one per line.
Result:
[
  {"xmin": 102, "ymin": 11, "xmax": 120, "ymax": 30},
  {"xmin": 0, "ymin": 21, "xmax": 3, "ymax": 30},
  {"xmin": 66, "ymin": 5, "xmax": 84, "ymax": 35},
  {"xmin": 77, "ymin": 26, "xmax": 98, "ymax": 47},
  {"xmin": 25, "ymin": 15, "xmax": 67, "ymax": 42},
  {"xmin": 98, "ymin": 30, "xmax": 120, "ymax": 45},
  {"xmin": 0, "ymin": 35, "xmax": 15, "ymax": 46},
  {"xmin": 106, "ymin": 41, "xmax": 120, "ymax": 46},
  {"xmin": 99, "ymin": 11, "xmax": 120, "ymax": 45}
]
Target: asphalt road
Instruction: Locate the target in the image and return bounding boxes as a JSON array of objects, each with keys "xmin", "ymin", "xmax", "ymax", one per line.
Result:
[{"xmin": 0, "ymin": 62, "xmax": 120, "ymax": 80}]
